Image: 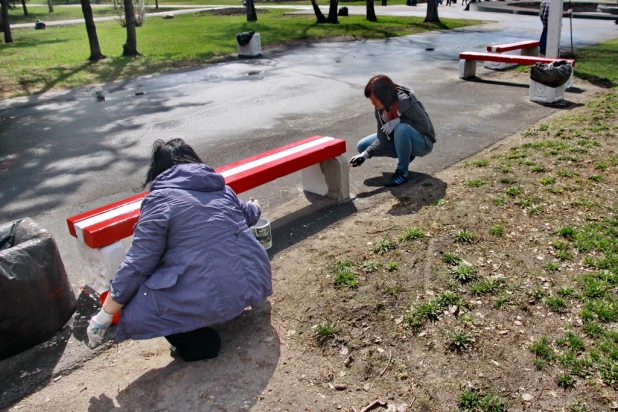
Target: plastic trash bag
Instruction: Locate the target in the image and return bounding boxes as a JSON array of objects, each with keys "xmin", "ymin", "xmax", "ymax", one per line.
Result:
[
  {"xmin": 530, "ymin": 60, "xmax": 573, "ymax": 88},
  {"xmin": 338, "ymin": 6, "xmax": 348, "ymax": 16},
  {"xmin": 236, "ymin": 31, "xmax": 255, "ymax": 47},
  {"xmin": 0, "ymin": 218, "xmax": 76, "ymax": 360}
]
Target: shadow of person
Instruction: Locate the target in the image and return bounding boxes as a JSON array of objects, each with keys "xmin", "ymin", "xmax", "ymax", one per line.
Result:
[
  {"xmin": 356, "ymin": 171, "xmax": 447, "ymax": 217},
  {"xmin": 88, "ymin": 300, "xmax": 279, "ymax": 411}
]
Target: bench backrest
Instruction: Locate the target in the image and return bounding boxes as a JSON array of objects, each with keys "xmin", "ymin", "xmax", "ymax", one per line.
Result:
[
  {"xmin": 67, "ymin": 135, "xmax": 346, "ymax": 249},
  {"xmin": 487, "ymin": 40, "xmax": 540, "ymax": 53},
  {"xmin": 460, "ymin": 52, "xmax": 575, "ymax": 67}
]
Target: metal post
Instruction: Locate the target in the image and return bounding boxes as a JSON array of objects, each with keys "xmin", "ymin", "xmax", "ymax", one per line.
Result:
[{"xmin": 546, "ymin": 0, "xmax": 564, "ymax": 58}]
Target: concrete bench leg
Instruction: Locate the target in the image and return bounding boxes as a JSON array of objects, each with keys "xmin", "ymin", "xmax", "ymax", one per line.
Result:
[
  {"xmin": 459, "ymin": 59, "xmax": 477, "ymax": 79},
  {"xmin": 75, "ymin": 240, "xmax": 127, "ymax": 294},
  {"xmin": 521, "ymin": 46, "xmax": 539, "ymax": 57},
  {"xmin": 301, "ymin": 155, "xmax": 350, "ymax": 201}
]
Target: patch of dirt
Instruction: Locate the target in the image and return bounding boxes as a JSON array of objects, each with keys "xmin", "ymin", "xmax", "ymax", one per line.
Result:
[{"xmin": 9, "ymin": 88, "xmax": 618, "ymax": 412}]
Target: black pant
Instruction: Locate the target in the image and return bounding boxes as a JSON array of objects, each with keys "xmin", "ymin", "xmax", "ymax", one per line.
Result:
[{"xmin": 165, "ymin": 327, "xmax": 221, "ymax": 362}]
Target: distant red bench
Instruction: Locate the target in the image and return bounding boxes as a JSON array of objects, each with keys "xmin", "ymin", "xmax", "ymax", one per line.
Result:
[
  {"xmin": 68, "ymin": 135, "xmax": 348, "ymax": 249},
  {"xmin": 459, "ymin": 52, "xmax": 575, "ymax": 81},
  {"xmin": 486, "ymin": 40, "xmax": 540, "ymax": 54}
]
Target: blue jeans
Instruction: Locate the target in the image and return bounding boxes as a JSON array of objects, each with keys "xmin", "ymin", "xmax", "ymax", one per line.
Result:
[
  {"xmin": 540, "ymin": 25, "xmax": 548, "ymax": 55},
  {"xmin": 357, "ymin": 123, "xmax": 433, "ymax": 175}
]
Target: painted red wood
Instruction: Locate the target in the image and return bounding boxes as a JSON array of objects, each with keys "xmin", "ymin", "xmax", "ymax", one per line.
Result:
[
  {"xmin": 460, "ymin": 52, "xmax": 575, "ymax": 67},
  {"xmin": 68, "ymin": 136, "xmax": 346, "ymax": 248},
  {"xmin": 486, "ymin": 41, "xmax": 540, "ymax": 53}
]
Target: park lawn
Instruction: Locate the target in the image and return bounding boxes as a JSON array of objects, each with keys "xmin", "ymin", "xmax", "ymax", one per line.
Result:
[
  {"xmin": 7, "ymin": 5, "xmax": 182, "ymax": 24},
  {"xmin": 572, "ymin": 37, "xmax": 618, "ymax": 88},
  {"xmin": 0, "ymin": 9, "xmax": 477, "ymax": 99}
]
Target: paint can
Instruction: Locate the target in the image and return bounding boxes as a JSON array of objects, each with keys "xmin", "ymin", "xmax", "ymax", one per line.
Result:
[{"xmin": 250, "ymin": 218, "xmax": 272, "ymax": 250}]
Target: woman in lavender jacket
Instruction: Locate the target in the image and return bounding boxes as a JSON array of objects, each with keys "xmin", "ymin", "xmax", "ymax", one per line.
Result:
[{"xmin": 87, "ymin": 139, "xmax": 272, "ymax": 362}]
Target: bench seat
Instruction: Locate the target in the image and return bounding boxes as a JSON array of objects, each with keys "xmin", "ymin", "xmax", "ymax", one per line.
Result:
[
  {"xmin": 486, "ymin": 40, "xmax": 540, "ymax": 53},
  {"xmin": 67, "ymin": 135, "xmax": 347, "ymax": 249},
  {"xmin": 460, "ymin": 52, "xmax": 575, "ymax": 80}
]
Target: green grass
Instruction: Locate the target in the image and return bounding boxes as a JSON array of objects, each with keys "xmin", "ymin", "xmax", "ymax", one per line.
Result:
[
  {"xmin": 447, "ymin": 329, "xmax": 472, "ymax": 352},
  {"xmin": 457, "ymin": 388, "xmax": 508, "ymax": 412},
  {"xmin": 465, "ymin": 179, "xmax": 486, "ymax": 188},
  {"xmin": 315, "ymin": 321, "xmax": 338, "ymax": 341},
  {"xmin": 333, "ymin": 270, "xmax": 358, "ymax": 288},
  {"xmin": 373, "ymin": 237, "xmax": 397, "ymax": 254},
  {"xmin": 450, "ymin": 263, "xmax": 478, "ymax": 283},
  {"xmin": 530, "ymin": 336, "xmax": 555, "ymax": 361},
  {"xmin": 0, "ymin": 9, "xmax": 478, "ymax": 98},
  {"xmin": 453, "ymin": 229, "xmax": 475, "ymax": 243},
  {"xmin": 8, "ymin": 4, "xmax": 181, "ymax": 24},
  {"xmin": 441, "ymin": 252, "xmax": 462, "ymax": 265},
  {"xmin": 400, "ymin": 227, "xmax": 427, "ymax": 241},
  {"xmin": 572, "ymin": 37, "xmax": 618, "ymax": 88}
]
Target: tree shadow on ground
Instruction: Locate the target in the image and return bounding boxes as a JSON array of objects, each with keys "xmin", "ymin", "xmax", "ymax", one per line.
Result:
[{"xmin": 87, "ymin": 301, "xmax": 279, "ymax": 412}]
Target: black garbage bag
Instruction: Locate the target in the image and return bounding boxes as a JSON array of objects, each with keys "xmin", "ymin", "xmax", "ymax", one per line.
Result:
[
  {"xmin": 0, "ymin": 218, "xmax": 76, "ymax": 360},
  {"xmin": 34, "ymin": 19, "xmax": 46, "ymax": 30},
  {"xmin": 338, "ymin": 6, "xmax": 348, "ymax": 16},
  {"xmin": 530, "ymin": 60, "xmax": 573, "ymax": 88},
  {"xmin": 236, "ymin": 31, "xmax": 255, "ymax": 47}
]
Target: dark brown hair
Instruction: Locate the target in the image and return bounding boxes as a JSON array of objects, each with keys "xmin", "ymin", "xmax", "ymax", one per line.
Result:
[
  {"xmin": 142, "ymin": 138, "xmax": 203, "ymax": 189},
  {"xmin": 364, "ymin": 75, "xmax": 399, "ymax": 110}
]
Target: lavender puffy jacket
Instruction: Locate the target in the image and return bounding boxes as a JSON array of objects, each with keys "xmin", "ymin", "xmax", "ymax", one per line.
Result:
[{"xmin": 109, "ymin": 163, "xmax": 272, "ymax": 342}]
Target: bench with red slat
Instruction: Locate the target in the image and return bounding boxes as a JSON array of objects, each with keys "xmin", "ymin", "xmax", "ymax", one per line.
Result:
[
  {"xmin": 460, "ymin": 52, "xmax": 575, "ymax": 67},
  {"xmin": 486, "ymin": 40, "xmax": 540, "ymax": 53},
  {"xmin": 67, "ymin": 135, "xmax": 346, "ymax": 249}
]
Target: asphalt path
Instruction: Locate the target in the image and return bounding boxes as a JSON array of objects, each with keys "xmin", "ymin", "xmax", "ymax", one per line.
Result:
[{"xmin": 0, "ymin": 4, "xmax": 617, "ymax": 291}]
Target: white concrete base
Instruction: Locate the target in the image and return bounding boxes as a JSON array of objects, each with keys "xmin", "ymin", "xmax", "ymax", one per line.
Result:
[
  {"xmin": 237, "ymin": 33, "xmax": 261, "ymax": 57},
  {"xmin": 529, "ymin": 79, "xmax": 565, "ymax": 103},
  {"xmin": 76, "ymin": 240, "xmax": 127, "ymax": 294},
  {"xmin": 459, "ymin": 59, "xmax": 477, "ymax": 79},
  {"xmin": 301, "ymin": 155, "xmax": 350, "ymax": 201}
]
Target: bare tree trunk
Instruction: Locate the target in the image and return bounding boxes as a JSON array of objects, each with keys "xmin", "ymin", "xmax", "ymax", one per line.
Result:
[
  {"xmin": 80, "ymin": 0, "xmax": 105, "ymax": 60},
  {"xmin": 325, "ymin": 0, "xmax": 338, "ymax": 23},
  {"xmin": 310, "ymin": 0, "xmax": 326, "ymax": 23},
  {"xmin": 1, "ymin": 0, "xmax": 12, "ymax": 43},
  {"xmin": 122, "ymin": 0, "xmax": 139, "ymax": 56},
  {"xmin": 154, "ymin": 0, "xmax": 158, "ymax": 9},
  {"xmin": 424, "ymin": 0, "xmax": 440, "ymax": 22},
  {"xmin": 366, "ymin": 0, "xmax": 377, "ymax": 21},
  {"xmin": 48, "ymin": 0, "xmax": 53, "ymax": 12},
  {"xmin": 245, "ymin": 0, "xmax": 257, "ymax": 22},
  {"xmin": 21, "ymin": 0, "xmax": 27, "ymax": 15}
]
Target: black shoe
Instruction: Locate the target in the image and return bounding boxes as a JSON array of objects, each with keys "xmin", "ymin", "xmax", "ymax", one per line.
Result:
[
  {"xmin": 410, "ymin": 155, "xmax": 416, "ymax": 162},
  {"xmin": 384, "ymin": 170, "xmax": 409, "ymax": 187}
]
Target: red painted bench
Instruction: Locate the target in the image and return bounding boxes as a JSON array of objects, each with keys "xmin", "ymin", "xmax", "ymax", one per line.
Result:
[
  {"xmin": 459, "ymin": 52, "xmax": 575, "ymax": 80},
  {"xmin": 68, "ymin": 135, "xmax": 348, "ymax": 250},
  {"xmin": 484, "ymin": 41, "xmax": 540, "ymax": 70},
  {"xmin": 486, "ymin": 40, "xmax": 540, "ymax": 53}
]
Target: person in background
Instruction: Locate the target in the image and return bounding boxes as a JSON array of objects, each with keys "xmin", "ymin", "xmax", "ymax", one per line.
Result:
[
  {"xmin": 349, "ymin": 75, "xmax": 436, "ymax": 187},
  {"xmin": 87, "ymin": 138, "xmax": 272, "ymax": 362},
  {"xmin": 539, "ymin": 0, "xmax": 550, "ymax": 55}
]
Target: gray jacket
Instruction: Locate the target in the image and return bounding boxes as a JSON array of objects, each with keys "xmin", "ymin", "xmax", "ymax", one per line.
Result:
[
  {"xmin": 366, "ymin": 86, "xmax": 436, "ymax": 158},
  {"xmin": 110, "ymin": 163, "xmax": 272, "ymax": 342}
]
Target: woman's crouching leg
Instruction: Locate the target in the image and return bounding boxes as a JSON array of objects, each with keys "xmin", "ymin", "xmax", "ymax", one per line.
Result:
[{"xmin": 165, "ymin": 327, "xmax": 221, "ymax": 362}]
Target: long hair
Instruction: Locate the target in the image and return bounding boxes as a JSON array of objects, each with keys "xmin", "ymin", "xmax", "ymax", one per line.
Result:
[
  {"xmin": 142, "ymin": 138, "xmax": 203, "ymax": 189},
  {"xmin": 364, "ymin": 75, "xmax": 400, "ymax": 111}
]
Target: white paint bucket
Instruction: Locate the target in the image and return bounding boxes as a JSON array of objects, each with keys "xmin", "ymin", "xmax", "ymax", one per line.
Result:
[{"xmin": 250, "ymin": 218, "xmax": 272, "ymax": 250}]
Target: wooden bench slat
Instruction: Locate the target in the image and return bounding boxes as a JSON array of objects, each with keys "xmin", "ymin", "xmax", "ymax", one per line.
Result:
[
  {"xmin": 68, "ymin": 135, "xmax": 346, "ymax": 248},
  {"xmin": 460, "ymin": 52, "xmax": 575, "ymax": 66},
  {"xmin": 487, "ymin": 40, "xmax": 540, "ymax": 53}
]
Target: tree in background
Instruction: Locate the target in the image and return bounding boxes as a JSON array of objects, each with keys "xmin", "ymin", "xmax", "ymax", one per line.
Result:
[
  {"xmin": 309, "ymin": 0, "xmax": 326, "ymax": 23},
  {"xmin": 79, "ymin": 0, "xmax": 105, "ymax": 60},
  {"xmin": 47, "ymin": 0, "xmax": 53, "ymax": 12},
  {"xmin": 424, "ymin": 0, "xmax": 440, "ymax": 22},
  {"xmin": 122, "ymin": 0, "xmax": 139, "ymax": 56},
  {"xmin": 366, "ymin": 0, "xmax": 377, "ymax": 21},
  {"xmin": 245, "ymin": 0, "xmax": 257, "ymax": 22},
  {"xmin": 19, "ymin": 0, "xmax": 27, "ymax": 16},
  {"xmin": 1, "ymin": 0, "xmax": 12, "ymax": 43},
  {"xmin": 325, "ymin": 0, "xmax": 338, "ymax": 23}
]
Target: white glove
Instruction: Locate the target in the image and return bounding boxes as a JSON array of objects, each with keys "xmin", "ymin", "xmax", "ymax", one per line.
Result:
[
  {"xmin": 349, "ymin": 152, "xmax": 369, "ymax": 167},
  {"xmin": 87, "ymin": 309, "xmax": 114, "ymax": 348},
  {"xmin": 249, "ymin": 197, "xmax": 261, "ymax": 212},
  {"xmin": 381, "ymin": 118, "xmax": 400, "ymax": 135}
]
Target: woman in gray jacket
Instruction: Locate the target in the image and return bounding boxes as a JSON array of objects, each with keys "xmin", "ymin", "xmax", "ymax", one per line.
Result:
[
  {"xmin": 349, "ymin": 75, "xmax": 436, "ymax": 187},
  {"xmin": 87, "ymin": 139, "xmax": 272, "ymax": 362}
]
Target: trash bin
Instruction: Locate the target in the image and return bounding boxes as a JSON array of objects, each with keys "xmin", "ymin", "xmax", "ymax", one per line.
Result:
[
  {"xmin": 0, "ymin": 218, "xmax": 76, "ymax": 360},
  {"xmin": 236, "ymin": 31, "xmax": 261, "ymax": 58},
  {"xmin": 34, "ymin": 19, "xmax": 46, "ymax": 30},
  {"xmin": 529, "ymin": 61, "xmax": 573, "ymax": 103}
]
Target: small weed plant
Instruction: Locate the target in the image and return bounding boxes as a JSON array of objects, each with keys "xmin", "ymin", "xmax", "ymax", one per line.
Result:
[
  {"xmin": 373, "ymin": 237, "xmax": 396, "ymax": 255},
  {"xmin": 454, "ymin": 229, "xmax": 475, "ymax": 244}
]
